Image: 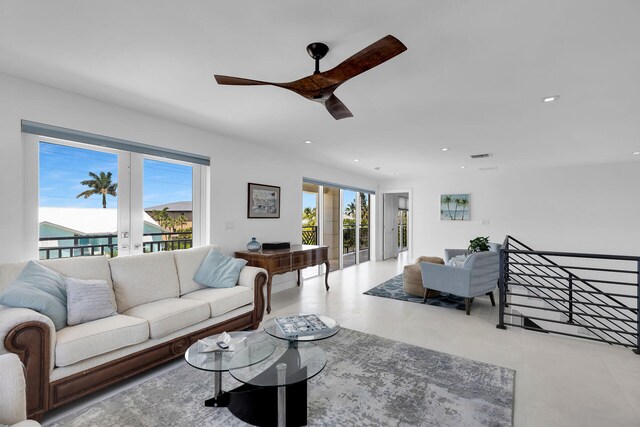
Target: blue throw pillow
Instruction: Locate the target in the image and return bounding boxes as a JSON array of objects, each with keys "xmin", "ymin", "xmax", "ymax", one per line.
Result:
[
  {"xmin": 193, "ymin": 250, "xmax": 247, "ymax": 288},
  {"xmin": 0, "ymin": 261, "xmax": 67, "ymax": 330}
]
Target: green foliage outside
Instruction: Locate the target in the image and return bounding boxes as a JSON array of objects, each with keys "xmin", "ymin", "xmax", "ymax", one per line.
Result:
[{"xmin": 301, "ymin": 193, "xmax": 370, "ymax": 253}]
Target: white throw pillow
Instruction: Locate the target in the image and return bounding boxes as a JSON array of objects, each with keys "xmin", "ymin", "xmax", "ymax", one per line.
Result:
[{"xmin": 66, "ymin": 277, "xmax": 117, "ymax": 326}]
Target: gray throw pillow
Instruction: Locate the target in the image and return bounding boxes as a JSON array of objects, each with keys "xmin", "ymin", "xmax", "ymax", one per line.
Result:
[
  {"xmin": 0, "ymin": 261, "xmax": 67, "ymax": 330},
  {"xmin": 66, "ymin": 278, "xmax": 117, "ymax": 326}
]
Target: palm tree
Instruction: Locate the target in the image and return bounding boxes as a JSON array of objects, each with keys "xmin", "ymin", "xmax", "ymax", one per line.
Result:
[
  {"xmin": 458, "ymin": 198, "xmax": 469, "ymax": 220},
  {"xmin": 441, "ymin": 195, "xmax": 454, "ymax": 219},
  {"xmin": 453, "ymin": 197, "xmax": 465, "ymax": 220},
  {"xmin": 345, "ymin": 201, "xmax": 356, "ymax": 219},
  {"xmin": 302, "ymin": 207, "xmax": 317, "ymax": 226},
  {"xmin": 76, "ymin": 172, "xmax": 117, "ymax": 208}
]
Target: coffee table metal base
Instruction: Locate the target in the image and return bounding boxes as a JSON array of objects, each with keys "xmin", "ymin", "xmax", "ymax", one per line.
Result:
[{"xmin": 225, "ymin": 380, "xmax": 307, "ymax": 427}]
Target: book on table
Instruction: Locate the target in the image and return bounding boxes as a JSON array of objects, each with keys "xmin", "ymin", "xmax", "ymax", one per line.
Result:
[{"xmin": 275, "ymin": 314, "xmax": 329, "ymax": 338}]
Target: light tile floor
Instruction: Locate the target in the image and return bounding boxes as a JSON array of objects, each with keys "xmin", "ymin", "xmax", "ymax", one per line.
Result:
[{"xmin": 43, "ymin": 253, "xmax": 640, "ymax": 426}]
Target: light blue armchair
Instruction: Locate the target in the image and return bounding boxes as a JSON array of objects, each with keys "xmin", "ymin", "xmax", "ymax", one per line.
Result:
[{"xmin": 420, "ymin": 251, "xmax": 499, "ymax": 315}]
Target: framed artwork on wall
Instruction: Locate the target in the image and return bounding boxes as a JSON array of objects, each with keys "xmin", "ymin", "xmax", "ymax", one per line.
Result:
[
  {"xmin": 248, "ymin": 182, "xmax": 281, "ymax": 218},
  {"xmin": 440, "ymin": 194, "xmax": 470, "ymax": 221}
]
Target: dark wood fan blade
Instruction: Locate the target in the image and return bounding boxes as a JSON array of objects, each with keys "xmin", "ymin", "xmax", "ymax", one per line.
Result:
[
  {"xmin": 214, "ymin": 75, "xmax": 275, "ymax": 86},
  {"xmin": 322, "ymin": 35, "xmax": 407, "ymax": 84},
  {"xmin": 325, "ymin": 94, "xmax": 353, "ymax": 120}
]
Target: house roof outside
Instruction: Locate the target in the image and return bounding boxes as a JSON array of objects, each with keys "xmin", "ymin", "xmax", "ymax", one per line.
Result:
[
  {"xmin": 39, "ymin": 207, "xmax": 161, "ymax": 235},
  {"xmin": 144, "ymin": 201, "xmax": 192, "ymax": 212}
]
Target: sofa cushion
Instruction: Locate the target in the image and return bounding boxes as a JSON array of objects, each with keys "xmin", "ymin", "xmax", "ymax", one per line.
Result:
[
  {"xmin": 193, "ymin": 250, "xmax": 247, "ymax": 289},
  {"xmin": 42, "ymin": 255, "xmax": 113, "ymax": 287},
  {"xmin": 65, "ymin": 278, "xmax": 117, "ymax": 326},
  {"xmin": 181, "ymin": 286, "xmax": 253, "ymax": 317},
  {"xmin": 55, "ymin": 314, "xmax": 149, "ymax": 367},
  {"xmin": 0, "ymin": 261, "xmax": 67, "ymax": 330},
  {"xmin": 122, "ymin": 298, "xmax": 209, "ymax": 339},
  {"xmin": 109, "ymin": 251, "xmax": 180, "ymax": 313},
  {"xmin": 172, "ymin": 245, "xmax": 212, "ymax": 295}
]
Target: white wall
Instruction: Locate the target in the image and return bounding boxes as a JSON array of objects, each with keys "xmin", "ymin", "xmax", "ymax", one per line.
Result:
[
  {"xmin": 0, "ymin": 72, "xmax": 376, "ymax": 291},
  {"xmin": 378, "ymin": 162, "xmax": 640, "ymax": 260}
]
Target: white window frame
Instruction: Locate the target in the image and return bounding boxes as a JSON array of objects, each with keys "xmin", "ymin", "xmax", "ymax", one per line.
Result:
[{"xmin": 22, "ymin": 135, "xmax": 209, "ymax": 260}]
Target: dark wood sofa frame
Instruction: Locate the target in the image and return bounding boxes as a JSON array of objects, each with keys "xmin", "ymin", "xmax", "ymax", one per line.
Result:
[{"xmin": 4, "ymin": 272, "xmax": 267, "ymax": 421}]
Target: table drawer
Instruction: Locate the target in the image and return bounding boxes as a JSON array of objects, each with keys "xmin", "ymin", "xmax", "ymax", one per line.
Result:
[
  {"xmin": 292, "ymin": 248, "xmax": 324, "ymax": 269},
  {"xmin": 269, "ymin": 254, "xmax": 293, "ymax": 273}
]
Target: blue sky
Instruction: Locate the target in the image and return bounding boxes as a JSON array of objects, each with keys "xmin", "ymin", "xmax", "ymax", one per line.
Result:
[{"xmin": 39, "ymin": 142, "xmax": 192, "ymax": 208}]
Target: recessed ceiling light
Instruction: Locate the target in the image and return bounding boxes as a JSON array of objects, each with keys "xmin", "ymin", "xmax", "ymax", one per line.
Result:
[
  {"xmin": 304, "ymin": 140, "xmax": 312, "ymax": 144},
  {"xmin": 633, "ymin": 151, "xmax": 640, "ymax": 155},
  {"xmin": 460, "ymin": 166, "xmax": 466, "ymax": 169},
  {"xmin": 441, "ymin": 147, "xmax": 449, "ymax": 151},
  {"xmin": 542, "ymin": 95, "xmax": 559, "ymax": 103},
  {"xmin": 353, "ymin": 159, "xmax": 359, "ymax": 162}
]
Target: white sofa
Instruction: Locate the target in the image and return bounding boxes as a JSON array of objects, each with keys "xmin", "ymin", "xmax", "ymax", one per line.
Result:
[{"xmin": 0, "ymin": 245, "xmax": 267, "ymax": 421}]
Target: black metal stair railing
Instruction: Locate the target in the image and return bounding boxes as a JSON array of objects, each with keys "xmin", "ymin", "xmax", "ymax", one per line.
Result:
[{"xmin": 497, "ymin": 235, "xmax": 639, "ymax": 354}]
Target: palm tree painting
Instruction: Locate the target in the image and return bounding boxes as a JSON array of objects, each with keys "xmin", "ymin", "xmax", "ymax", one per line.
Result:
[
  {"xmin": 76, "ymin": 171, "xmax": 118, "ymax": 208},
  {"xmin": 440, "ymin": 194, "xmax": 470, "ymax": 220}
]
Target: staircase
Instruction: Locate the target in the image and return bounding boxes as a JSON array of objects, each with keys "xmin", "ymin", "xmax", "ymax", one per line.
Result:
[{"xmin": 496, "ymin": 236, "xmax": 639, "ymax": 354}]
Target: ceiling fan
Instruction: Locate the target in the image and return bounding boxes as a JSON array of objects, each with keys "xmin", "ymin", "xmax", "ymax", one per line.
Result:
[{"xmin": 214, "ymin": 35, "xmax": 407, "ymax": 120}]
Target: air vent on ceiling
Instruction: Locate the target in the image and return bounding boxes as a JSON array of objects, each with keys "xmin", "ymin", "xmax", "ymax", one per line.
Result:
[
  {"xmin": 479, "ymin": 167, "xmax": 498, "ymax": 171},
  {"xmin": 470, "ymin": 153, "xmax": 492, "ymax": 159}
]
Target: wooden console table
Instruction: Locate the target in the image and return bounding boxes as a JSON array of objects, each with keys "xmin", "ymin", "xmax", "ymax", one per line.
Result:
[{"xmin": 235, "ymin": 245, "xmax": 330, "ymax": 314}]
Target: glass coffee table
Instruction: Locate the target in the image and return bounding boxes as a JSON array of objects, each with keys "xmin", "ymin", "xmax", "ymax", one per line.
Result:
[
  {"xmin": 184, "ymin": 331, "xmax": 275, "ymax": 407},
  {"xmin": 225, "ymin": 314, "xmax": 340, "ymax": 426}
]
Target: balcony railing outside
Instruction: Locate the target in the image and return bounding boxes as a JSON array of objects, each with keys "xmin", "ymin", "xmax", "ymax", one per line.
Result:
[
  {"xmin": 39, "ymin": 232, "xmax": 192, "ymax": 260},
  {"xmin": 301, "ymin": 226, "xmax": 369, "ymax": 254},
  {"xmin": 302, "ymin": 226, "xmax": 318, "ymax": 245},
  {"xmin": 343, "ymin": 226, "xmax": 369, "ymax": 254}
]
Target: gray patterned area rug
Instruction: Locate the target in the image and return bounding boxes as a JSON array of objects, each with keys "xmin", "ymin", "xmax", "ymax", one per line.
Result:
[
  {"xmin": 364, "ymin": 274, "xmax": 467, "ymax": 310},
  {"xmin": 48, "ymin": 328, "xmax": 514, "ymax": 427}
]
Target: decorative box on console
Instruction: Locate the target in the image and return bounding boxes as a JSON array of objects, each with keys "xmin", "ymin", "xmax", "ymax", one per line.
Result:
[{"xmin": 261, "ymin": 242, "xmax": 291, "ymax": 250}]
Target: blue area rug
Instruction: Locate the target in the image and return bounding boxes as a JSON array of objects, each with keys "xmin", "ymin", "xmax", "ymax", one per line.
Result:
[{"xmin": 364, "ymin": 274, "xmax": 466, "ymax": 310}]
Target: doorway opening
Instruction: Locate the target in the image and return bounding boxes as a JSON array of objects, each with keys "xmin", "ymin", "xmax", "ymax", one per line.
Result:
[{"xmin": 382, "ymin": 191, "xmax": 411, "ymax": 260}]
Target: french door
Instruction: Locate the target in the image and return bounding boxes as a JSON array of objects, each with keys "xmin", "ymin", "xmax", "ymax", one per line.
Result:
[{"xmin": 25, "ymin": 135, "xmax": 207, "ymax": 260}]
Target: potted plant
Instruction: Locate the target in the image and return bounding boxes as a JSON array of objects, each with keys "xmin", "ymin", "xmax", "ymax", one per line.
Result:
[{"xmin": 468, "ymin": 236, "xmax": 490, "ymax": 254}]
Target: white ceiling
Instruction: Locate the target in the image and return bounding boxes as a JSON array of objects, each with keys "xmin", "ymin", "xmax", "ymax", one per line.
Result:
[{"xmin": 1, "ymin": 1, "xmax": 639, "ymax": 178}]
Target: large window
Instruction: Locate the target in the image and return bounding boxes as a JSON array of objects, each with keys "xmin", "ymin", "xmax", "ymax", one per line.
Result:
[{"xmin": 29, "ymin": 132, "xmax": 208, "ymax": 260}]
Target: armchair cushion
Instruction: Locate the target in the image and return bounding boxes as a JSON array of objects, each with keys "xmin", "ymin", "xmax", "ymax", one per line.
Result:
[{"xmin": 444, "ymin": 249, "xmax": 467, "ymax": 263}]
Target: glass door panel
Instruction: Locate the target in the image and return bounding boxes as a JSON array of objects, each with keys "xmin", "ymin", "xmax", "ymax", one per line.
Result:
[
  {"xmin": 302, "ymin": 183, "xmax": 320, "ymax": 278},
  {"xmin": 342, "ymin": 190, "xmax": 357, "ymax": 268},
  {"xmin": 38, "ymin": 141, "xmax": 119, "ymax": 259},
  {"xmin": 359, "ymin": 193, "xmax": 371, "ymax": 262},
  {"xmin": 143, "ymin": 158, "xmax": 193, "ymax": 253}
]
